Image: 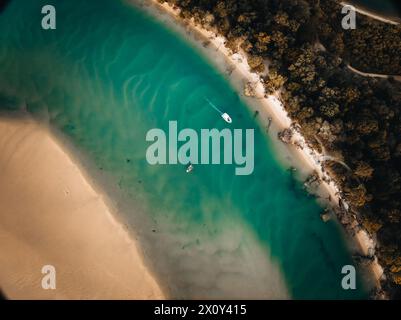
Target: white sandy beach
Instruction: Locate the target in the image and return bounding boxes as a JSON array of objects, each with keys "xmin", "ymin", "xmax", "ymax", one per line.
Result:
[
  {"xmin": 0, "ymin": 117, "xmax": 164, "ymax": 299},
  {"xmin": 138, "ymin": 0, "xmax": 384, "ymax": 290}
]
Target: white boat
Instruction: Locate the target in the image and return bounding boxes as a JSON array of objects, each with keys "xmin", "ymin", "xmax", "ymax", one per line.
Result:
[
  {"xmin": 204, "ymin": 98, "xmax": 232, "ymax": 124},
  {"xmin": 221, "ymin": 112, "xmax": 232, "ymax": 123}
]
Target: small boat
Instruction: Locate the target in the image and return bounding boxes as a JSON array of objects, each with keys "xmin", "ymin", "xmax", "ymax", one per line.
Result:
[
  {"xmin": 221, "ymin": 112, "xmax": 232, "ymax": 124},
  {"xmin": 204, "ymin": 98, "xmax": 232, "ymax": 124},
  {"xmin": 186, "ymin": 163, "xmax": 194, "ymax": 173}
]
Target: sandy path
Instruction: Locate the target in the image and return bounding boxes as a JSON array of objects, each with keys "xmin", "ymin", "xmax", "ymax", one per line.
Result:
[
  {"xmin": 341, "ymin": 1, "xmax": 400, "ymax": 25},
  {"xmin": 347, "ymin": 64, "xmax": 401, "ymax": 81}
]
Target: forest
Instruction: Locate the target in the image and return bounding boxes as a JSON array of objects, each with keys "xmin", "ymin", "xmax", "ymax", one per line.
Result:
[{"xmin": 157, "ymin": 0, "xmax": 401, "ymax": 298}]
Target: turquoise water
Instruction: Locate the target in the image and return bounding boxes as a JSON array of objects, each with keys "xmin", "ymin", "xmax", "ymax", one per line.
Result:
[{"xmin": 0, "ymin": 0, "xmax": 367, "ymax": 299}]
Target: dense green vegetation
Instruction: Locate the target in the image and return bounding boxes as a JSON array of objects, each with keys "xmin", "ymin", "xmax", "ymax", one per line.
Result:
[
  {"xmin": 158, "ymin": 0, "xmax": 401, "ymax": 298},
  {"xmin": 319, "ymin": 1, "xmax": 401, "ymax": 74}
]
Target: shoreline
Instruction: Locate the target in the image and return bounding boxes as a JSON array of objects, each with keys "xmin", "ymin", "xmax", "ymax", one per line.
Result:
[
  {"xmin": 136, "ymin": 0, "xmax": 385, "ymax": 296},
  {"xmin": 0, "ymin": 116, "xmax": 165, "ymax": 299}
]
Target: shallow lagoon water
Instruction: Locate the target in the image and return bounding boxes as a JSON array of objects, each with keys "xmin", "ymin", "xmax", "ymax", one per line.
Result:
[{"xmin": 0, "ymin": 0, "xmax": 367, "ymax": 298}]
